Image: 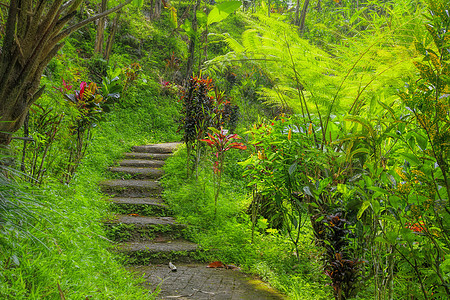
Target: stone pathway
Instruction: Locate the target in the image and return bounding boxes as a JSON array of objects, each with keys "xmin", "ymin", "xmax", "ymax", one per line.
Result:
[
  {"xmin": 130, "ymin": 263, "xmax": 285, "ymax": 299},
  {"xmin": 100, "ymin": 143, "xmax": 285, "ymax": 299}
]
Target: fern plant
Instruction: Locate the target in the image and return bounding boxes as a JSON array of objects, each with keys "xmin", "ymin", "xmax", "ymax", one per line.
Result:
[{"xmin": 204, "ymin": 4, "xmax": 424, "ymax": 144}]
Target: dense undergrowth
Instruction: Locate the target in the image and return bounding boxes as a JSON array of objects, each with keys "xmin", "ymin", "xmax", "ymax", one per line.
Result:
[{"xmin": 162, "ymin": 146, "xmax": 333, "ymax": 299}]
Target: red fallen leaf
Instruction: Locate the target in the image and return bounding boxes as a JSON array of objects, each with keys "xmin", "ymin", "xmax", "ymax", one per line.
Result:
[
  {"xmin": 207, "ymin": 261, "xmax": 226, "ymax": 268},
  {"xmin": 128, "ymin": 213, "xmax": 140, "ymax": 216}
]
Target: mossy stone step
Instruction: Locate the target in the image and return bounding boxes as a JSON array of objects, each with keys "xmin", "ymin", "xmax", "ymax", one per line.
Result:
[
  {"xmin": 105, "ymin": 215, "xmax": 185, "ymax": 243},
  {"xmin": 132, "ymin": 142, "xmax": 182, "ymax": 154},
  {"xmin": 109, "ymin": 166, "xmax": 164, "ymax": 179},
  {"xmin": 107, "ymin": 223, "xmax": 184, "ymax": 243},
  {"xmin": 109, "ymin": 197, "xmax": 169, "ymax": 216},
  {"xmin": 124, "ymin": 152, "xmax": 172, "ymax": 161},
  {"xmin": 118, "ymin": 240, "xmax": 200, "ymax": 264},
  {"xmin": 100, "ymin": 179, "xmax": 162, "ymax": 197},
  {"xmin": 109, "ymin": 215, "xmax": 181, "ymax": 226},
  {"xmin": 118, "ymin": 159, "xmax": 165, "ymax": 168},
  {"xmin": 109, "ymin": 197, "xmax": 168, "ymax": 208}
]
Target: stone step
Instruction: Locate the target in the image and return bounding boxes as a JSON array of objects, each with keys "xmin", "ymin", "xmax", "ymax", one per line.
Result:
[
  {"xmin": 118, "ymin": 159, "xmax": 165, "ymax": 168},
  {"xmin": 109, "ymin": 197, "xmax": 168, "ymax": 208},
  {"xmin": 107, "ymin": 225, "xmax": 184, "ymax": 243},
  {"xmin": 132, "ymin": 142, "xmax": 182, "ymax": 154},
  {"xmin": 109, "ymin": 166, "xmax": 164, "ymax": 179},
  {"xmin": 105, "ymin": 215, "xmax": 185, "ymax": 242},
  {"xmin": 109, "ymin": 197, "xmax": 169, "ymax": 216},
  {"xmin": 100, "ymin": 179, "xmax": 162, "ymax": 197},
  {"xmin": 109, "ymin": 215, "xmax": 180, "ymax": 226},
  {"xmin": 118, "ymin": 240, "xmax": 199, "ymax": 265},
  {"xmin": 124, "ymin": 152, "xmax": 172, "ymax": 161}
]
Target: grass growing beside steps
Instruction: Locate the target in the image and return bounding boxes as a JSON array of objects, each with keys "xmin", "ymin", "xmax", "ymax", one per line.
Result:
[{"xmin": 1, "ymin": 86, "xmax": 181, "ymax": 299}]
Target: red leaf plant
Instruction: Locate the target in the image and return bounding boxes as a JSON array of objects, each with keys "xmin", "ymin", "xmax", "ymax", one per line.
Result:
[
  {"xmin": 200, "ymin": 127, "xmax": 246, "ymax": 218},
  {"xmin": 200, "ymin": 127, "xmax": 246, "ymax": 174}
]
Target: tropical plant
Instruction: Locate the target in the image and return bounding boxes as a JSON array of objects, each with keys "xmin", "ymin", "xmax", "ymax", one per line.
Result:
[
  {"xmin": 178, "ymin": 75, "xmax": 215, "ymax": 176},
  {"xmin": 62, "ymin": 81, "xmax": 106, "ymax": 182},
  {"xmin": 200, "ymin": 127, "xmax": 246, "ymax": 218},
  {"xmin": 320, "ymin": 213, "xmax": 362, "ymax": 300},
  {"xmin": 178, "ymin": 75, "xmax": 241, "ymax": 177}
]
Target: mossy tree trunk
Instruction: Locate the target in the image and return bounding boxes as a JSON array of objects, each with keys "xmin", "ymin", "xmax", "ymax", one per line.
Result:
[
  {"xmin": 104, "ymin": 10, "xmax": 122, "ymax": 61},
  {"xmin": 0, "ymin": 0, "xmax": 131, "ymax": 146},
  {"xmin": 294, "ymin": 0, "xmax": 300, "ymax": 26},
  {"xmin": 94, "ymin": 0, "xmax": 108, "ymax": 54},
  {"xmin": 299, "ymin": 0, "xmax": 310, "ymax": 33},
  {"xmin": 184, "ymin": 0, "xmax": 201, "ymax": 84}
]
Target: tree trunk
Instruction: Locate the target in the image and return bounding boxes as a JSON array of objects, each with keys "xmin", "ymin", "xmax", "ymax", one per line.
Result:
[
  {"xmin": 154, "ymin": 0, "xmax": 162, "ymax": 19},
  {"xmin": 94, "ymin": 0, "xmax": 108, "ymax": 54},
  {"xmin": 104, "ymin": 11, "xmax": 122, "ymax": 61},
  {"xmin": 294, "ymin": 0, "xmax": 300, "ymax": 26},
  {"xmin": 299, "ymin": 0, "xmax": 310, "ymax": 33},
  {"xmin": 184, "ymin": 0, "xmax": 201, "ymax": 85},
  {"xmin": 0, "ymin": 0, "xmax": 132, "ymax": 146}
]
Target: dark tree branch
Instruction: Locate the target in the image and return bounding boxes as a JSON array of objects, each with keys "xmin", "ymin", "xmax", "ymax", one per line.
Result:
[
  {"xmin": 56, "ymin": 0, "xmax": 132, "ymax": 41},
  {"xmin": 0, "ymin": 1, "xmax": 18, "ymax": 80}
]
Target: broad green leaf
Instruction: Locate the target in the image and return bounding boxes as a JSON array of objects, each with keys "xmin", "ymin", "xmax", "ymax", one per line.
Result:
[
  {"xmin": 337, "ymin": 184, "xmax": 348, "ymax": 195},
  {"xmin": 357, "ymin": 201, "xmax": 370, "ymax": 219},
  {"xmin": 207, "ymin": 1, "xmax": 241, "ymax": 26},
  {"xmin": 349, "ymin": 148, "xmax": 369, "ymax": 160},
  {"xmin": 389, "ymin": 195, "xmax": 402, "ymax": 209},
  {"xmin": 344, "ymin": 115, "xmax": 375, "ymax": 137},
  {"xmin": 181, "ymin": 19, "xmax": 195, "ymax": 38},
  {"xmin": 368, "ymin": 186, "xmax": 388, "ymax": 194},
  {"xmin": 400, "ymin": 228, "xmax": 415, "ymax": 243},
  {"xmin": 398, "ymin": 152, "xmax": 421, "ymax": 166},
  {"xmin": 308, "ymin": 202, "xmax": 319, "ymax": 208},
  {"xmin": 386, "ymin": 230, "xmax": 398, "ymax": 244},
  {"xmin": 288, "ymin": 162, "xmax": 297, "ymax": 176},
  {"xmin": 413, "ymin": 132, "xmax": 428, "ymax": 151},
  {"xmin": 441, "ymin": 258, "xmax": 450, "ymax": 273},
  {"xmin": 238, "ymin": 157, "xmax": 255, "ymax": 167},
  {"xmin": 377, "ymin": 100, "xmax": 396, "ymax": 119}
]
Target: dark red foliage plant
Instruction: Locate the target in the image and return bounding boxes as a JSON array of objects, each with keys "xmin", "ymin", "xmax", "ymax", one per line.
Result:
[
  {"xmin": 200, "ymin": 127, "xmax": 246, "ymax": 218},
  {"xmin": 319, "ymin": 213, "xmax": 362, "ymax": 300},
  {"xmin": 178, "ymin": 75, "xmax": 241, "ymax": 177}
]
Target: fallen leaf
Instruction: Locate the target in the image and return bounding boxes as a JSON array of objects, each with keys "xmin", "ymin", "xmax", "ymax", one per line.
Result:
[
  {"xmin": 226, "ymin": 264, "xmax": 240, "ymax": 270},
  {"xmin": 207, "ymin": 261, "xmax": 225, "ymax": 268}
]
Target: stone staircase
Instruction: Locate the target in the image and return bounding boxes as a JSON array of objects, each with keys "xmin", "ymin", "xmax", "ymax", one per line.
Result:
[{"xmin": 100, "ymin": 142, "xmax": 199, "ymax": 265}]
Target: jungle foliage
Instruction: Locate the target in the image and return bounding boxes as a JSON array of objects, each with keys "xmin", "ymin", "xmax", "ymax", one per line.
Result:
[{"xmin": 1, "ymin": 0, "xmax": 449, "ymax": 299}]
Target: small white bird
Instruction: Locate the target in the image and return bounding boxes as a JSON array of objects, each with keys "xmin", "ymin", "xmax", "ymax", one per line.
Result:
[{"xmin": 168, "ymin": 262, "xmax": 177, "ymax": 272}]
